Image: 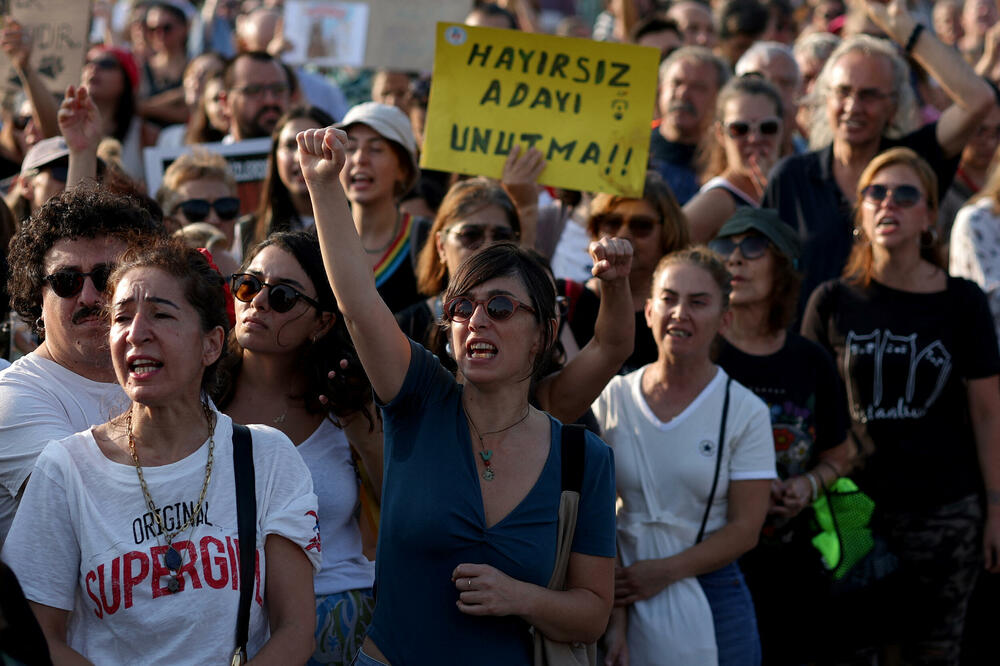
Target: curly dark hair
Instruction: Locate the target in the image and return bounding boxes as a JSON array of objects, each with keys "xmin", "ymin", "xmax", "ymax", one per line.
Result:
[
  {"xmin": 106, "ymin": 237, "xmax": 230, "ymax": 395},
  {"xmin": 214, "ymin": 231, "xmax": 374, "ymax": 427},
  {"xmin": 7, "ymin": 184, "xmax": 165, "ymax": 337}
]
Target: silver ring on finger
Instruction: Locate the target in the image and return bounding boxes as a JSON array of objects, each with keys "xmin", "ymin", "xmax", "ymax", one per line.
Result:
[{"xmin": 467, "ymin": 578, "xmax": 472, "ymax": 589}]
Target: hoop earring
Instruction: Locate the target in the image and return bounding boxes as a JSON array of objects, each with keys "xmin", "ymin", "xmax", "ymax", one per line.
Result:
[{"xmin": 35, "ymin": 317, "xmax": 44, "ymax": 329}]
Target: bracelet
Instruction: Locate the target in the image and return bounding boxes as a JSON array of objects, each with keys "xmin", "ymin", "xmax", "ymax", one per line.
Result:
[
  {"xmin": 804, "ymin": 472, "xmax": 819, "ymax": 503},
  {"xmin": 904, "ymin": 23, "xmax": 924, "ymax": 55}
]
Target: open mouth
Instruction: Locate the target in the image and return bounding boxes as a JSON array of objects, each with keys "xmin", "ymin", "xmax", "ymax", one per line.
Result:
[
  {"xmin": 349, "ymin": 173, "xmax": 373, "ymax": 187},
  {"xmin": 667, "ymin": 329, "xmax": 691, "ymax": 338},
  {"xmin": 876, "ymin": 216, "xmax": 900, "ymax": 231},
  {"xmin": 468, "ymin": 341, "xmax": 498, "ymax": 359},
  {"xmin": 129, "ymin": 359, "xmax": 163, "ymax": 376}
]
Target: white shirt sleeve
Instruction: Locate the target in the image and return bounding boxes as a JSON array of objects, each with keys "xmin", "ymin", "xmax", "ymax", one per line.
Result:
[{"xmin": 726, "ymin": 384, "xmax": 777, "ymax": 481}]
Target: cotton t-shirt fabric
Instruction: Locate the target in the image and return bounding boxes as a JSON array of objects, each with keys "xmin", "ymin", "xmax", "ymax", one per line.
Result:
[
  {"xmin": 1, "ymin": 410, "xmax": 321, "ymax": 665},
  {"xmin": 763, "ymin": 123, "xmax": 958, "ymax": 314},
  {"xmin": 0, "ymin": 353, "xmax": 128, "ymax": 545},
  {"xmin": 591, "ymin": 366, "xmax": 775, "ymax": 664},
  {"xmin": 369, "ymin": 340, "xmax": 617, "ymax": 665},
  {"xmin": 648, "ymin": 130, "xmax": 699, "ymax": 205},
  {"xmin": 373, "ymin": 212, "xmax": 422, "ymax": 314},
  {"xmin": 950, "ymin": 199, "xmax": 1000, "ymax": 351},
  {"xmin": 296, "ymin": 418, "xmax": 374, "ymax": 596},
  {"xmin": 801, "ymin": 277, "xmax": 1000, "ymax": 512}
]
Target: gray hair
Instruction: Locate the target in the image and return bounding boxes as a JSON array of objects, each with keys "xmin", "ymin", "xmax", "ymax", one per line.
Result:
[
  {"xmin": 805, "ymin": 34, "xmax": 917, "ymax": 149},
  {"xmin": 735, "ymin": 41, "xmax": 801, "ymax": 88},
  {"xmin": 658, "ymin": 46, "xmax": 732, "ymax": 90},
  {"xmin": 793, "ymin": 31, "xmax": 841, "ymax": 63}
]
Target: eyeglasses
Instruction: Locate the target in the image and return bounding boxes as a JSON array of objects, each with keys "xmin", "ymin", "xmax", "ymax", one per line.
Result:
[
  {"xmin": 708, "ymin": 235, "xmax": 770, "ymax": 260},
  {"xmin": 12, "ymin": 114, "xmax": 31, "ymax": 131},
  {"xmin": 146, "ymin": 23, "xmax": 176, "ymax": 34},
  {"xmin": 87, "ymin": 58, "xmax": 120, "ymax": 71},
  {"xmin": 591, "ymin": 213, "xmax": 658, "ymax": 239},
  {"xmin": 177, "ymin": 197, "xmax": 241, "ymax": 223},
  {"xmin": 725, "ymin": 118, "xmax": 782, "ymax": 139},
  {"xmin": 233, "ymin": 83, "xmax": 290, "ymax": 98},
  {"xmin": 832, "ymin": 86, "xmax": 893, "ymax": 105},
  {"xmin": 230, "ymin": 273, "xmax": 324, "ymax": 313},
  {"xmin": 444, "ymin": 295, "xmax": 536, "ymax": 322},
  {"xmin": 445, "ymin": 224, "xmax": 517, "ymax": 250},
  {"xmin": 43, "ymin": 265, "xmax": 113, "ymax": 298},
  {"xmin": 861, "ymin": 183, "xmax": 924, "ymax": 208}
]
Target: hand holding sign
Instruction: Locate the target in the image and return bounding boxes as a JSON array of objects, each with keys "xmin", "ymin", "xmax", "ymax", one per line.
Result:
[
  {"xmin": 58, "ymin": 85, "xmax": 103, "ymax": 154},
  {"xmin": 0, "ymin": 20, "xmax": 32, "ymax": 71},
  {"xmin": 296, "ymin": 126, "xmax": 349, "ymax": 186}
]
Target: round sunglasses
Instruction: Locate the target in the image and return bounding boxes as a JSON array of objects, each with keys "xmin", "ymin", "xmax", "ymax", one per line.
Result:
[
  {"xmin": 178, "ymin": 197, "xmax": 241, "ymax": 223},
  {"xmin": 591, "ymin": 213, "xmax": 658, "ymax": 239},
  {"xmin": 230, "ymin": 274, "xmax": 324, "ymax": 313},
  {"xmin": 708, "ymin": 235, "xmax": 770, "ymax": 260},
  {"xmin": 444, "ymin": 295, "xmax": 536, "ymax": 322},
  {"xmin": 860, "ymin": 184, "xmax": 923, "ymax": 208},
  {"xmin": 445, "ymin": 224, "xmax": 518, "ymax": 250},
  {"xmin": 724, "ymin": 118, "xmax": 782, "ymax": 139},
  {"xmin": 43, "ymin": 265, "xmax": 113, "ymax": 298}
]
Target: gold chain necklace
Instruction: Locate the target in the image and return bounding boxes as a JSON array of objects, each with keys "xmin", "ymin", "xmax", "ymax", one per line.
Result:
[
  {"xmin": 127, "ymin": 402, "xmax": 215, "ymax": 593},
  {"xmin": 463, "ymin": 403, "xmax": 530, "ymax": 481}
]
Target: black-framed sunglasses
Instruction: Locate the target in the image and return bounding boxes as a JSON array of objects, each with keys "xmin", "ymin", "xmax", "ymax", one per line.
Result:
[
  {"xmin": 591, "ymin": 213, "xmax": 658, "ymax": 239},
  {"xmin": 861, "ymin": 184, "xmax": 923, "ymax": 208},
  {"xmin": 445, "ymin": 224, "xmax": 517, "ymax": 250},
  {"xmin": 230, "ymin": 273, "xmax": 324, "ymax": 313},
  {"xmin": 178, "ymin": 197, "xmax": 241, "ymax": 223},
  {"xmin": 43, "ymin": 265, "xmax": 113, "ymax": 298},
  {"xmin": 444, "ymin": 295, "xmax": 536, "ymax": 322},
  {"xmin": 725, "ymin": 118, "xmax": 782, "ymax": 139},
  {"xmin": 708, "ymin": 235, "xmax": 770, "ymax": 260}
]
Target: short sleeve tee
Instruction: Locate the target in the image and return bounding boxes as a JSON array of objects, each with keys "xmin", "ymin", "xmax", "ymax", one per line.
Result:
[
  {"xmin": 1, "ymin": 411, "xmax": 320, "ymax": 664},
  {"xmin": 0, "ymin": 353, "xmax": 128, "ymax": 545},
  {"xmin": 717, "ymin": 333, "xmax": 849, "ymax": 479},
  {"xmin": 369, "ymin": 341, "xmax": 616, "ymax": 665},
  {"xmin": 592, "ymin": 367, "xmax": 776, "ymax": 537},
  {"xmin": 801, "ymin": 277, "xmax": 1000, "ymax": 511}
]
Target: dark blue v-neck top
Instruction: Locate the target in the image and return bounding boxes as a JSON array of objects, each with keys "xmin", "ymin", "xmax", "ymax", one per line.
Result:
[{"xmin": 368, "ymin": 341, "xmax": 616, "ymax": 665}]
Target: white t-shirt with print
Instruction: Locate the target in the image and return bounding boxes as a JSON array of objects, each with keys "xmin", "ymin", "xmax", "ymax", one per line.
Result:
[
  {"xmin": 296, "ymin": 418, "xmax": 374, "ymax": 596},
  {"xmin": 0, "ymin": 352, "xmax": 128, "ymax": 545},
  {"xmin": 1, "ymin": 410, "xmax": 320, "ymax": 665}
]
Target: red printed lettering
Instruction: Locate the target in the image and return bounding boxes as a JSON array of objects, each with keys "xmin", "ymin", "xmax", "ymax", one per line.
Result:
[
  {"xmin": 122, "ymin": 551, "xmax": 149, "ymax": 609},
  {"xmin": 150, "ymin": 545, "xmax": 171, "ymax": 598},
  {"xmin": 201, "ymin": 536, "xmax": 229, "ymax": 589},
  {"xmin": 175, "ymin": 540, "xmax": 203, "ymax": 590},
  {"xmin": 254, "ymin": 548, "xmax": 263, "ymax": 607},
  {"xmin": 95, "ymin": 560, "xmax": 121, "ymax": 616},
  {"xmin": 85, "ymin": 570, "xmax": 103, "ymax": 619},
  {"xmin": 226, "ymin": 536, "xmax": 239, "ymax": 590}
]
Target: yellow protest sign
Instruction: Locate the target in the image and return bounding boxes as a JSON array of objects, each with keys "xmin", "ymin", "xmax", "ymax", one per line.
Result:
[{"xmin": 421, "ymin": 23, "xmax": 659, "ymax": 197}]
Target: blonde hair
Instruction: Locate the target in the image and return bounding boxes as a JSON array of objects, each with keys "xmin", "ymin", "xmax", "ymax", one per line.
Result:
[
  {"xmin": 157, "ymin": 148, "xmax": 237, "ymax": 215},
  {"xmin": 844, "ymin": 147, "xmax": 943, "ymax": 286},
  {"xmin": 588, "ymin": 171, "xmax": 690, "ymax": 255},
  {"xmin": 651, "ymin": 245, "xmax": 732, "ymax": 305}
]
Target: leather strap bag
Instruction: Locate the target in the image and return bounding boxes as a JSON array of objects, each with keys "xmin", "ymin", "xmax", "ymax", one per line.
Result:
[
  {"xmin": 231, "ymin": 424, "xmax": 257, "ymax": 666},
  {"xmin": 533, "ymin": 424, "xmax": 596, "ymax": 666}
]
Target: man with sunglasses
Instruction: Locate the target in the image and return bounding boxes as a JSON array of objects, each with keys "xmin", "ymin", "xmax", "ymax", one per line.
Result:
[
  {"xmin": 763, "ymin": 0, "xmax": 995, "ymax": 317},
  {"xmin": 0, "ymin": 187, "xmax": 162, "ymax": 544}
]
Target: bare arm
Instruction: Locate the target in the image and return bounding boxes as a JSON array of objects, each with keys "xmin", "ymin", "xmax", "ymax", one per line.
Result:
[
  {"xmin": 683, "ymin": 189, "xmax": 738, "ymax": 245},
  {"xmin": 246, "ymin": 535, "xmax": 316, "ymax": 665},
  {"xmin": 968, "ymin": 376, "xmax": 1000, "ymax": 573},
  {"xmin": 865, "ymin": 0, "xmax": 994, "ymax": 157},
  {"xmin": 1, "ymin": 21, "xmax": 59, "ymax": 139},
  {"xmin": 536, "ymin": 237, "xmax": 634, "ymax": 423},
  {"xmin": 298, "ymin": 127, "xmax": 412, "ymax": 403},
  {"xmin": 28, "ymin": 602, "xmax": 93, "ymax": 665},
  {"xmin": 453, "ymin": 552, "xmax": 614, "ymax": 644},
  {"xmin": 773, "ymin": 438, "xmax": 856, "ymax": 519},
  {"xmin": 58, "ymin": 86, "xmax": 101, "ymax": 188},
  {"xmin": 615, "ymin": 479, "xmax": 770, "ymax": 605}
]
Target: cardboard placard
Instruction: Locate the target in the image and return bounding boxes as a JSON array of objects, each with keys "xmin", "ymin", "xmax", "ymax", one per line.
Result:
[
  {"xmin": 143, "ymin": 138, "xmax": 273, "ymax": 217},
  {"xmin": 1, "ymin": 0, "xmax": 90, "ymax": 95},
  {"xmin": 364, "ymin": 0, "xmax": 471, "ymax": 72},
  {"xmin": 283, "ymin": 0, "xmax": 369, "ymax": 68},
  {"xmin": 421, "ymin": 23, "xmax": 659, "ymax": 197}
]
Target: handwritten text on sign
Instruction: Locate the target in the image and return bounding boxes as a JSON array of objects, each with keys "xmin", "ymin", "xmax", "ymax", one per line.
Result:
[{"xmin": 421, "ymin": 23, "xmax": 658, "ymax": 197}]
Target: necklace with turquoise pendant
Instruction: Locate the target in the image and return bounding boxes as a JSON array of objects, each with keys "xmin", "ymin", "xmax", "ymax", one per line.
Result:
[{"xmin": 464, "ymin": 404, "xmax": 531, "ymax": 481}]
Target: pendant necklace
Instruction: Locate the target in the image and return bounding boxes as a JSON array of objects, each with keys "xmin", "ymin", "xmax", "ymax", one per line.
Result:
[
  {"xmin": 127, "ymin": 402, "xmax": 215, "ymax": 593},
  {"xmin": 464, "ymin": 403, "xmax": 530, "ymax": 481}
]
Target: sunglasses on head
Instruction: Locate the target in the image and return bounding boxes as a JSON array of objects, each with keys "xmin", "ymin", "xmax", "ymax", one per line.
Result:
[
  {"xmin": 725, "ymin": 118, "xmax": 781, "ymax": 139},
  {"xmin": 230, "ymin": 273, "xmax": 323, "ymax": 313},
  {"xmin": 178, "ymin": 197, "xmax": 240, "ymax": 223},
  {"xmin": 708, "ymin": 235, "xmax": 770, "ymax": 260},
  {"xmin": 444, "ymin": 295, "xmax": 536, "ymax": 323},
  {"xmin": 861, "ymin": 184, "xmax": 923, "ymax": 208},
  {"xmin": 43, "ymin": 265, "xmax": 113, "ymax": 298},
  {"xmin": 592, "ymin": 213, "xmax": 658, "ymax": 239},
  {"xmin": 445, "ymin": 224, "xmax": 517, "ymax": 250}
]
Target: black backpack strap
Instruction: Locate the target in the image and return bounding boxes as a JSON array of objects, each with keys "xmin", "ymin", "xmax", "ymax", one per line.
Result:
[
  {"xmin": 696, "ymin": 377, "xmax": 732, "ymax": 544},
  {"xmin": 232, "ymin": 423, "xmax": 257, "ymax": 662},
  {"xmin": 560, "ymin": 424, "xmax": 587, "ymax": 493}
]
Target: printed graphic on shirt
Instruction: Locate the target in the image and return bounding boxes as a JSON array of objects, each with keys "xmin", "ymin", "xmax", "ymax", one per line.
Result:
[
  {"xmin": 306, "ymin": 510, "xmax": 321, "ymax": 552},
  {"xmin": 844, "ymin": 328, "xmax": 952, "ymax": 423},
  {"xmin": 768, "ymin": 397, "xmax": 816, "ymax": 478}
]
